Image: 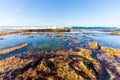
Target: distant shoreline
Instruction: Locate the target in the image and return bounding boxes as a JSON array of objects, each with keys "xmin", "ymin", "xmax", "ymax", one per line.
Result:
[{"xmin": 0, "ymin": 28, "xmax": 70, "ymax": 36}]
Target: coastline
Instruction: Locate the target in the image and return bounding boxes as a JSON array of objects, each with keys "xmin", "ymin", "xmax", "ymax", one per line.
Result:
[{"xmin": 0, "ymin": 28, "xmax": 120, "ymax": 79}]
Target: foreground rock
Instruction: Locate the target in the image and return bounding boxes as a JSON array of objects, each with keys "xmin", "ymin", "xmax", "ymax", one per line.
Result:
[
  {"xmin": 101, "ymin": 46, "xmax": 120, "ymax": 59},
  {"xmin": 76, "ymin": 47, "xmax": 101, "ymax": 72},
  {"xmin": 88, "ymin": 42, "xmax": 100, "ymax": 50},
  {"xmin": 0, "ymin": 43, "xmax": 28, "ymax": 56},
  {"xmin": 0, "ymin": 47, "xmax": 104, "ymax": 80},
  {"xmin": 0, "ymin": 56, "xmax": 33, "ymax": 74}
]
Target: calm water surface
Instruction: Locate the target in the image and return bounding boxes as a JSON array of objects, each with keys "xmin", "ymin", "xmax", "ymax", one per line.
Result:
[{"xmin": 0, "ymin": 31, "xmax": 120, "ymax": 60}]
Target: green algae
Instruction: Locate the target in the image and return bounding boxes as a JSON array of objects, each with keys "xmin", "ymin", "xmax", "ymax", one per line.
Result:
[{"xmin": 28, "ymin": 43, "xmax": 64, "ymax": 51}]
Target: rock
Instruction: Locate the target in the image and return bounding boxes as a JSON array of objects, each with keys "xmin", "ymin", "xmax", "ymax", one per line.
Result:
[
  {"xmin": 0, "ymin": 31, "xmax": 20, "ymax": 36},
  {"xmin": 70, "ymin": 37, "xmax": 80, "ymax": 43},
  {"xmin": 97, "ymin": 52, "xmax": 120, "ymax": 79},
  {"xmin": 76, "ymin": 47, "xmax": 101, "ymax": 72},
  {"xmin": 49, "ymin": 58, "xmax": 54, "ymax": 62},
  {"xmin": 21, "ymin": 31, "xmax": 31, "ymax": 35},
  {"xmin": 0, "ymin": 47, "xmax": 104, "ymax": 79},
  {"xmin": 28, "ymin": 36, "xmax": 34, "ymax": 38},
  {"xmin": 55, "ymin": 58, "xmax": 85, "ymax": 80},
  {"xmin": 88, "ymin": 42, "xmax": 100, "ymax": 50},
  {"xmin": 61, "ymin": 37, "xmax": 67, "ymax": 41},
  {"xmin": 0, "ymin": 37, "xmax": 4, "ymax": 40},
  {"xmin": 101, "ymin": 46, "xmax": 120, "ymax": 58},
  {"xmin": 39, "ymin": 60, "xmax": 51, "ymax": 73},
  {"xmin": 0, "ymin": 43, "xmax": 29, "ymax": 56},
  {"xmin": 77, "ymin": 47, "xmax": 92, "ymax": 55},
  {"xmin": 112, "ymin": 32, "xmax": 120, "ymax": 35},
  {"xmin": 0, "ymin": 56, "xmax": 33, "ymax": 74},
  {"xmin": 78, "ymin": 61, "xmax": 96, "ymax": 79}
]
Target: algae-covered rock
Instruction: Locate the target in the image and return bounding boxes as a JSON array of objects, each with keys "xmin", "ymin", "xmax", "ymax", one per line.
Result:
[
  {"xmin": 70, "ymin": 36, "xmax": 80, "ymax": 43},
  {"xmin": 0, "ymin": 56, "xmax": 33, "ymax": 75},
  {"xmin": 0, "ymin": 43, "xmax": 28, "ymax": 56},
  {"xmin": 78, "ymin": 61, "xmax": 96, "ymax": 80},
  {"xmin": 76, "ymin": 47, "xmax": 101, "ymax": 72},
  {"xmin": 112, "ymin": 31, "xmax": 120, "ymax": 36},
  {"xmin": 0, "ymin": 47, "xmax": 103, "ymax": 80},
  {"xmin": 88, "ymin": 42, "xmax": 100, "ymax": 50},
  {"xmin": 55, "ymin": 58, "xmax": 85, "ymax": 80},
  {"xmin": 61, "ymin": 37, "xmax": 67, "ymax": 41},
  {"xmin": 101, "ymin": 46, "xmax": 120, "ymax": 58},
  {"xmin": 39, "ymin": 60, "xmax": 51, "ymax": 73}
]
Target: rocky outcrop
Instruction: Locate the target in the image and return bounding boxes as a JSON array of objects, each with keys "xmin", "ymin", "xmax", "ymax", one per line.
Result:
[
  {"xmin": 76, "ymin": 47, "xmax": 101, "ymax": 72},
  {"xmin": 61, "ymin": 37, "xmax": 67, "ymax": 41},
  {"xmin": 0, "ymin": 31, "xmax": 20, "ymax": 36},
  {"xmin": 101, "ymin": 46, "xmax": 120, "ymax": 58},
  {"xmin": 88, "ymin": 42, "xmax": 100, "ymax": 50},
  {"xmin": 112, "ymin": 32, "xmax": 120, "ymax": 35},
  {"xmin": 0, "ymin": 43, "xmax": 28, "ymax": 56}
]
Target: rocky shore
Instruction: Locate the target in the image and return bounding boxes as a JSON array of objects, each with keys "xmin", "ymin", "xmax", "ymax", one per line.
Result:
[
  {"xmin": 0, "ymin": 30, "xmax": 120, "ymax": 80},
  {"xmin": 0, "ymin": 47, "xmax": 102, "ymax": 80},
  {"xmin": 0, "ymin": 41, "xmax": 120, "ymax": 80}
]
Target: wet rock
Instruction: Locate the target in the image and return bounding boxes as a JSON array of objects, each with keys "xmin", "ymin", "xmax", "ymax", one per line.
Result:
[
  {"xmin": 39, "ymin": 60, "xmax": 51, "ymax": 73},
  {"xmin": 101, "ymin": 46, "xmax": 120, "ymax": 59},
  {"xmin": 61, "ymin": 37, "xmax": 67, "ymax": 41},
  {"xmin": 88, "ymin": 42, "xmax": 100, "ymax": 50},
  {"xmin": 0, "ymin": 31, "xmax": 20, "ymax": 36},
  {"xmin": 70, "ymin": 36, "xmax": 80, "ymax": 43},
  {"xmin": 0, "ymin": 48, "xmax": 107, "ymax": 79},
  {"xmin": 97, "ymin": 51, "xmax": 120, "ymax": 79},
  {"xmin": 55, "ymin": 57, "xmax": 85, "ymax": 80},
  {"xmin": 77, "ymin": 61, "xmax": 96, "ymax": 79},
  {"xmin": 0, "ymin": 43, "xmax": 28, "ymax": 56},
  {"xmin": 21, "ymin": 31, "xmax": 31, "ymax": 35},
  {"xmin": 76, "ymin": 47, "xmax": 101, "ymax": 72},
  {"xmin": 112, "ymin": 31, "xmax": 120, "ymax": 35},
  {"xmin": 23, "ymin": 68, "xmax": 41, "ymax": 80},
  {"xmin": 48, "ymin": 58, "xmax": 55, "ymax": 62},
  {"xmin": 0, "ymin": 37, "xmax": 4, "ymax": 40},
  {"xmin": 0, "ymin": 56, "xmax": 33, "ymax": 75},
  {"xmin": 27, "ymin": 35, "xmax": 34, "ymax": 38}
]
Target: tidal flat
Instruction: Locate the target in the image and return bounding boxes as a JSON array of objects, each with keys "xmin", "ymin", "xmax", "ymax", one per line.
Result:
[{"xmin": 0, "ymin": 28, "xmax": 120, "ymax": 80}]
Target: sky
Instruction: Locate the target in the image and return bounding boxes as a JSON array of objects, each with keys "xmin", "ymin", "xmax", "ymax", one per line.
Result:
[{"xmin": 0, "ymin": 0, "xmax": 120, "ymax": 27}]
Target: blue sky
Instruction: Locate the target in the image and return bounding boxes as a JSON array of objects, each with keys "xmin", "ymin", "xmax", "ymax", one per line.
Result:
[{"xmin": 0, "ymin": 0, "xmax": 120, "ymax": 27}]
